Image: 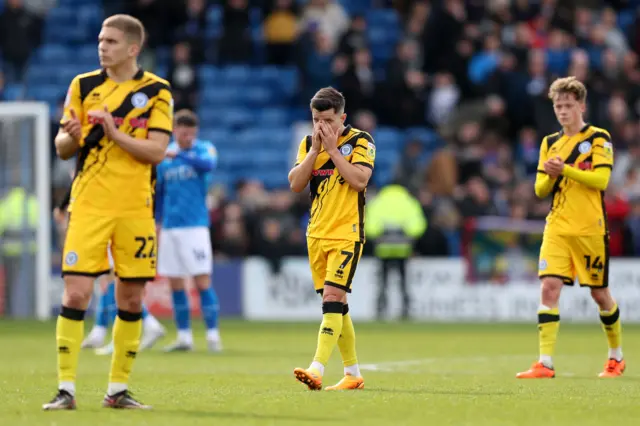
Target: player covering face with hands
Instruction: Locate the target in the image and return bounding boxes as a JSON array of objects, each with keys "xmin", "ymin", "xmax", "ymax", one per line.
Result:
[{"xmin": 289, "ymin": 87, "xmax": 376, "ymax": 391}]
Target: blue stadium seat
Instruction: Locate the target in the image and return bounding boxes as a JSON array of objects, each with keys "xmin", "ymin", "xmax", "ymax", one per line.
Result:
[
  {"xmin": 405, "ymin": 127, "xmax": 439, "ymax": 147},
  {"xmin": 243, "ymin": 86, "xmax": 274, "ymax": 106},
  {"xmin": 199, "ymin": 128, "xmax": 231, "ymax": 145},
  {"xmin": 374, "ymin": 127, "xmax": 403, "ymax": 149},
  {"xmin": 3, "ymin": 84, "xmax": 25, "ymax": 101},
  {"xmin": 366, "ymin": 9, "xmax": 400, "ymax": 27},
  {"xmin": 256, "ymin": 107, "xmax": 289, "ymax": 125},
  {"xmin": 199, "ymin": 65, "xmax": 219, "ymax": 82},
  {"xmin": 221, "ymin": 65, "xmax": 252, "ymax": 83},
  {"xmin": 374, "ymin": 149, "xmax": 399, "ymax": 169},
  {"xmin": 36, "ymin": 45, "xmax": 72, "ymax": 63},
  {"xmin": 262, "ymin": 172, "xmax": 290, "ymax": 189},
  {"xmin": 217, "ymin": 151, "xmax": 247, "ymax": 169},
  {"xmin": 77, "ymin": 45, "xmax": 99, "ymax": 65},
  {"xmin": 201, "ymin": 86, "xmax": 239, "ymax": 107},
  {"xmin": 372, "ymin": 168, "xmax": 393, "ymax": 187},
  {"xmin": 220, "ymin": 107, "xmax": 254, "ymax": 128},
  {"xmin": 26, "ymin": 85, "xmax": 65, "ymax": 105}
]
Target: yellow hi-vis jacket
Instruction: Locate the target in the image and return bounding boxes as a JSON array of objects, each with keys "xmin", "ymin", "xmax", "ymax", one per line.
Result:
[
  {"xmin": 0, "ymin": 187, "xmax": 38, "ymax": 256},
  {"xmin": 365, "ymin": 185, "xmax": 427, "ymax": 259}
]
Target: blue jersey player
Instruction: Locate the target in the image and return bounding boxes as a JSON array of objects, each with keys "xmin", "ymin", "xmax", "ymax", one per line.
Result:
[{"xmin": 156, "ymin": 109, "xmax": 222, "ymax": 352}]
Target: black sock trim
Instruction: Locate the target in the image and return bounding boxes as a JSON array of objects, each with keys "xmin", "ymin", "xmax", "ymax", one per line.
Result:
[
  {"xmin": 600, "ymin": 306, "xmax": 620, "ymax": 326},
  {"xmin": 117, "ymin": 310, "xmax": 142, "ymax": 322},
  {"xmin": 538, "ymin": 313, "xmax": 560, "ymax": 323},
  {"xmin": 322, "ymin": 301, "xmax": 344, "ymax": 314},
  {"xmin": 60, "ymin": 306, "xmax": 86, "ymax": 321},
  {"xmin": 342, "ymin": 304, "xmax": 349, "ymax": 316}
]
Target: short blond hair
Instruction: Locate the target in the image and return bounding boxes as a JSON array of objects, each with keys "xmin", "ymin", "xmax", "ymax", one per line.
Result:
[
  {"xmin": 548, "ymin": 76, "xmax": 587, "ymax": 103},
  {"xmin": 103, "ymin": 14, "xmax": 145, "ymax": 47}
]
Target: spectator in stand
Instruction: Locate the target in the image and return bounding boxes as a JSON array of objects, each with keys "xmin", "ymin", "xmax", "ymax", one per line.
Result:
[
  {"xmin": 168, "ymin": 41, "xmax": 199, "ymax": 111},
  {"xmin": 219, "ymin": 0, "xmax": 252, "ymax": 64},
  {"xmin": 263, "ymin": 0, "xmax": 299, "ymax": 65},
  {"xmin": 0, "ymin": 0, "xmax": 40, "ymax": 83},
  {"xmin": 175, "ymin": 0, "xmax": 208, "ymax": 64},
  {"xmin": 300, "ymin": 0, "xmax": 349, "ymax": 52}
]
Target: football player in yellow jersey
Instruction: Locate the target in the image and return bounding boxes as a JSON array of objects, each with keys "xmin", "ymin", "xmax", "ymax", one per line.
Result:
[
  {"xmin": 43, "ymin": 15, "xmax": 173, "ymax": 411},
  {"xmin": 517, "ymin": 77, "xmax": 624, "ymax": 379},
  {"xmin": 288, "ymin": 87, "xmax": 375, "ymax": 391}
]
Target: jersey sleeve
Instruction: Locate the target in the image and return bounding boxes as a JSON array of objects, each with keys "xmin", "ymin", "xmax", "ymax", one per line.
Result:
[
  {"xmin": 351, "ymin": 134, "xmax": 375, "ymax": 169},
  {"xmin": 294, "ymin": 137, "xmax": 308, "ymax": 166},
  {"xmin": 591, "ymin": 131, "xmax": 614, "ymax": 170},
  {"xmin": 148, "ymin": 85, "xmax": 174, "ymax": 135},
  {"xmin": 536, "ymin": 137, "xmax": 550, "ymax": 173},
  {"xmin": 59, "ymin": 76, "xmax": 83, "ymax": 127}
]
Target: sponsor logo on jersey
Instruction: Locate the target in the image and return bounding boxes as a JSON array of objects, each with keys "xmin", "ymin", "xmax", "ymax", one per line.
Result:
[
  {"xmin": 367, "ymin": 142, "xmax": 376, "ymax": 159},
  {"xmin": 312, "ymin": 169, "xmax": 334, "ymax": 177}
]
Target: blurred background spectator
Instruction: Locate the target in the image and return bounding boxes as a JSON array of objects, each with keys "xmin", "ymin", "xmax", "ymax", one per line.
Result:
[{"xmin": 1, "ymin": 0, "xmax": 640, "ymax": 283}]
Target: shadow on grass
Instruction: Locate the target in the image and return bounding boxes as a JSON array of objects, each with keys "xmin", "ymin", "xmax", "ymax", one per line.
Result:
[
  {"xmin": 159, "ymin": 409, "xmax": 332, "ymax": 422},
  {"xmin": 368, "ymin": 387, "xmax": 512, "ymax": 396}
]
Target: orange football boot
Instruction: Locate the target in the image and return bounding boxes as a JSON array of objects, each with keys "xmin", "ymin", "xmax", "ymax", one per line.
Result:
[
  {"xmin": 599, "ymin": 359, "xmax": 626, "ymax": 378},
  {"xmin": 325, "ymin": 373, "xmax": 364, "ymax": 391},
  {"xmin": 293, "ymin": 368, "xmax": 322, "ymax": 390},
  {"xmin": 516, "ymin": 362, "xmax": 556, "ymax": 379}
]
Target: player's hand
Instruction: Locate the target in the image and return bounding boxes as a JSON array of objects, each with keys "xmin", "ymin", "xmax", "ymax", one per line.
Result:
[
  {"xmin": 53, "ymin": 207, "xmax": 66, "ymax": 225},
  {"xmin": 319, "ymin": 123, "xmax": 340, "ymax": 153},
  {"xmin": 310, "ymin": 122, "xmax": 322, "ymax": 153},
  {"xmin": 544, "ymin": 156, "xmax": 564, "ymax": 178},
  {"xmin": 62, "ymin": 108, "xmax": 82, "ymax": 141},
  {"xmin": 88, "ymin": 106, "xmax": 118, "ymax": 140}
]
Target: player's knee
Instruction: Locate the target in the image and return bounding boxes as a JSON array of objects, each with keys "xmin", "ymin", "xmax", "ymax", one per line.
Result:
[
  {"xmin": 193, "ymin": 274, "xmax": 210, "ymax": 291},
  {"xmin": 590, "ymin": 287, "xmax": 612, "ymax": 308},
  {"xmin": 169, "ymin": 278, "xmax": 186, "ymax": 291},
  {"xmin": 322, "ymin": 285, "xmax": 346, "ymax": 303},
  {"xmin": 63, "ymin": 288, "xmax": 92, "ymax": 309},
  {"xmin": 540, "ymin": 278, "xmax": 562, "ymax": 305},
  {"xmin": 116, "ymin": 281, "xmax": 145, "ymax": 312},
  {"xmin": 62, "ymin": 276, "xmax": 94, "ymax": 309}
]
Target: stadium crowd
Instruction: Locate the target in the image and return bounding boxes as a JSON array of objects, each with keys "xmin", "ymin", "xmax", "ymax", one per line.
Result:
[{"xmin": 3, "ymin": 0, "xmax": 640, "ymax": 260}]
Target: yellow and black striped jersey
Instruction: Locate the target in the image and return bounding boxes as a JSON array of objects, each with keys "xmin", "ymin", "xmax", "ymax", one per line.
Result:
[
  {"xmin": 538, "ymin": 124, "xmax": 614, "ymax": 236},
  {"xmin": 295, "ymin": 125, "xmax": 376, "ymax": 242},
  {"xmin": 61, "ymin": 68, "xmax": 173, "ymax": 218}
]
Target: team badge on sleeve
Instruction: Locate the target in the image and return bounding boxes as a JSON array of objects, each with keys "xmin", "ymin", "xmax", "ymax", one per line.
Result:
[
  {"xmin": 340, "ymin": 145, "xmax": 353, "ymax": 156},
  {"xmin": 604, "ymin": 141, "xmax": 613, "ymax": 157},
  {"xmin": 367, "ymin": 142, "xmax": 376, "ymax": 160}
]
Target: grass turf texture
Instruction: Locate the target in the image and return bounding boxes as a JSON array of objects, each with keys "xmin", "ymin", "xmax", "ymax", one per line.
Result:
[{"xmin": 0, "ymin": 320, "xmax": 638, "ymax": 425}]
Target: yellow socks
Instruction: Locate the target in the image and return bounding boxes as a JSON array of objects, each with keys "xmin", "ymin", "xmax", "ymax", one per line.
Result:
[
  {"xmin": 538, "ymin": 306, "xmax": 560, "ymax": 368},
  {"xmin": 338, "ymin": 305, "xmax": 361, "ymax": 376},
  {"xmin": 108, "ymin": 310, "xmax": 142, "ymax": 395},
  {"xmin": 56, "ymin": 306, "xmax": 85, "ymax": 395},
  {"xmin": 311, "ymin": 302, "xmax": 344, "ymax": 374},
  {"xmin": 599, "ymin": 303, "xmax": 623, "ymax": 361}
]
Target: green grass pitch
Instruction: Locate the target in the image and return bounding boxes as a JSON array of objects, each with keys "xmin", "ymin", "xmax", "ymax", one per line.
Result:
[{"xmin": 1, "ymin": 319, "xmax": 639, "ymax": 425}]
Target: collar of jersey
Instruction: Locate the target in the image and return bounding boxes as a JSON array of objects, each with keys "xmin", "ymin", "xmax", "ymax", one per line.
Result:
[
  {"xmin": 100, "ymin": 68, "xmax": 145, "ymax": 81},
  {"xmin": 558, "ymin": 123, "xmax": 591, "ymax": 138},
  {"xmin": 341, "ymin": 125, "xmax": 352, "ymax": 136}
]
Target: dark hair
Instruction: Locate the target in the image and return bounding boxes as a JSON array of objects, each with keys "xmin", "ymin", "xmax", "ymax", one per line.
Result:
[
  {"xmin": 175, "ymin": 109, "xmax": 199, "ymax": 127},
  {"xmin": 310, "ymin": 87, "xmax": 345, "ymax": 113}
]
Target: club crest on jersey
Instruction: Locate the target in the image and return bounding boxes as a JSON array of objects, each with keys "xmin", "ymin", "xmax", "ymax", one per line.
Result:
[
  {"xmin": 132, "ymin": 92, "xmax": 149, "ymax": 108},
  {"xmin": 340, "ymin": 144, "xmax": 353, "ymax": 156},
  {"xmin": 65, "ymin": 251, "xmax": 78, "ymax": 266},
  {"xmin": 578, "ymin": 141, "xmax": 592, "ymax": 154},
  {"xmin": 539, "ymin": 259, "xmax": 547, "ymax": 270}
]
